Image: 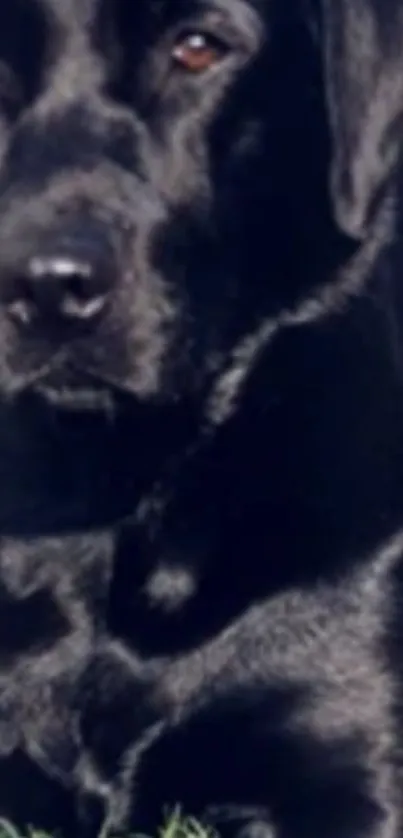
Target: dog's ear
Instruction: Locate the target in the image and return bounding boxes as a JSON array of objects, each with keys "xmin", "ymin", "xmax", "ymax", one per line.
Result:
[{"xmin": 321, "ymin": 0, "xmax": 403, "ymax": 239}]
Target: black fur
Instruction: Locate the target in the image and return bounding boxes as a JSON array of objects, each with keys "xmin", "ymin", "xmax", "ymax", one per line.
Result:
[{"xmin": 0, "ymin": 0, "xmax": 402, "ymax": 836}]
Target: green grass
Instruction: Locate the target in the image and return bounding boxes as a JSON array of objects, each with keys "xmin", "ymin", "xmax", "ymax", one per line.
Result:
[
  {"xmin": 0, "ymin": 822, "xmax": 49, "ymax": 838},
  {"xmin": 0, "ymin": 808, "xmax": 216, "ymax": 838},
  {"xmin": 156, "ymin": 809, "xmax": 216, "ymax": 838}
]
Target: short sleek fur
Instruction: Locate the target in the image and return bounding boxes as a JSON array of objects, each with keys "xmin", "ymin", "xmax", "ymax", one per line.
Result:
[{"xmin": 0, "ymin": 1, "xmax": 403, "ymax": 837}]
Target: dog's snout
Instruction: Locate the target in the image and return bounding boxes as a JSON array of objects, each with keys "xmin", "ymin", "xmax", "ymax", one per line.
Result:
[{"xmin": 3, "ymin": 239, "xmax": 114, "ymax": 331}]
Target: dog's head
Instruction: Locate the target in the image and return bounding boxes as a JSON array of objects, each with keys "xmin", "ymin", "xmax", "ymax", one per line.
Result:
[{"xmin": 0, "ymin": 0, "xmax": 401, "ymax": 533}]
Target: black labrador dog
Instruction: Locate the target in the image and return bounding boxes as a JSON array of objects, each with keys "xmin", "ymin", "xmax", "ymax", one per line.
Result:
[{"xmin": 0, "ymin": 0, "xmax": 403, "ymax": 837}]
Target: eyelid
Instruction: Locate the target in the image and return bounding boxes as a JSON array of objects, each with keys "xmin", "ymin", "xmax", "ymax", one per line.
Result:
[
  {"xmin": 173, "ymin": 29, "xmax": 231, "ymax": 57},
  {"xmin": 168, "ymin": 15, "xmax": 237, "ymax": 50},
  {"xmin": 168, "ymin": 9, "xmax": 262, "ymax": 60}
]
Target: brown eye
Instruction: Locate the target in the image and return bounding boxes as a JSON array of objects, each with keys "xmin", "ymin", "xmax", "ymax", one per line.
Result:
[{"xmin": 172, "ymin": 32, "xmax": 228, "ymax": 74}]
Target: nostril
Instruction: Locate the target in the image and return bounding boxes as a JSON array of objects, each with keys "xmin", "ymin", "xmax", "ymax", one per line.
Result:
[
  {"xmin": 29, "ymin": 256, "xmax": 96, "ymax": 301},
  {"xmin": 65, "ymin": 275, "xmax": 93, "ymax": 302},
  {"xmin": 60, "ymin": 282, "xmax": 109, "ymax": 320},
  {"xmin": 5, "ymin": 254, "xmax": 111, "ymax": 327},
  {"xmin": 59, "ymin": 268, "xmax": 110, "ymax": 320}
]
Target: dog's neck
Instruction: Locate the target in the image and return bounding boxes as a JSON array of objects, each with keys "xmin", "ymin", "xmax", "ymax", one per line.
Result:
[{"xmin": 107, "ymin": 194, "xmax": 403, "ymax": 656}]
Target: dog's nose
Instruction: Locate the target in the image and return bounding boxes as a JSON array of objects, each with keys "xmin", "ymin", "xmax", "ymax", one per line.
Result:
[{"xmin": 5, "ymin": 253, "xmax": 111, "ymax": 328}]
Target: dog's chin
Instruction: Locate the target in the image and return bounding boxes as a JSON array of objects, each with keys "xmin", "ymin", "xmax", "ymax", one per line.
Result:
[
  {"xmin": 0, "ymin": 367, "xmax": 197, "ymax": 537},
  {"xmin": 0, "ymin": 374, "xmax": 152, "ymax": 535}
]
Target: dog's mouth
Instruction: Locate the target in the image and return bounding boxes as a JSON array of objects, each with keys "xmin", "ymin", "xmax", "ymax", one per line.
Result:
[
  {"xmin": 16, "ymin": 360, "xmax": 128, "ymax": 423},
  {"xmin": 31, "ymin": 380, "xmax": 116, "ymax": 417}
]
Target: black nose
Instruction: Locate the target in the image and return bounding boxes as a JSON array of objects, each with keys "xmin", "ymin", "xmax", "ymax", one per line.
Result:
[{"xmin": 5, "ymin": 252, "xmax": 111, "ymax": 329}]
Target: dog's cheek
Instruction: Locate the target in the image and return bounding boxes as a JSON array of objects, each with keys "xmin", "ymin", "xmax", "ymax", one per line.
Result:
[{"xmin": 0, "ymin": 118, "xmax": 11, "ymax": 171}]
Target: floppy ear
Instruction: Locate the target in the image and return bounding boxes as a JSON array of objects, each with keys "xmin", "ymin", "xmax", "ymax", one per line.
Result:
[{"xmin": 322, "ymin": 0, "xmax": 403, "ymax": 239}]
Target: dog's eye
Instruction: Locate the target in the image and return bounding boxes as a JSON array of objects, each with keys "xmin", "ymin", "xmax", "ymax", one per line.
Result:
[{"xmin": 171, "ymin": 31, "xmax": 229, "ymax": 74}]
